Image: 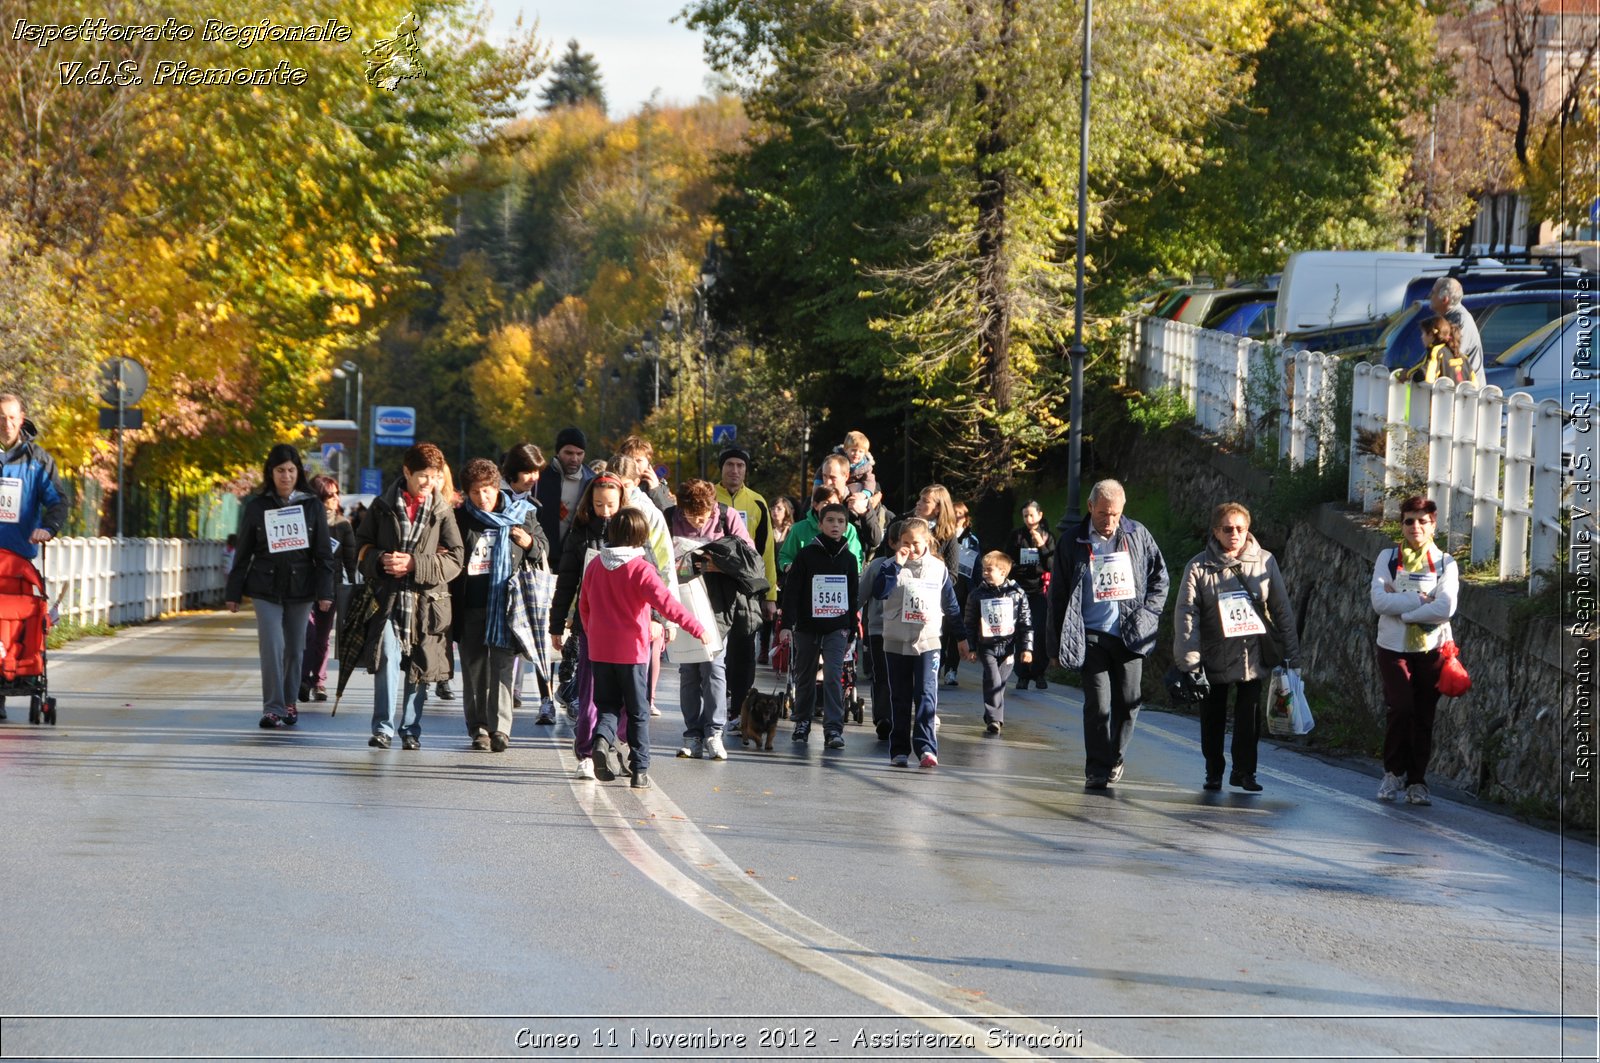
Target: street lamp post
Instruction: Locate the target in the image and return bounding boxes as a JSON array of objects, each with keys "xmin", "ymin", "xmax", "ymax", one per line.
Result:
[
  {"xmin": 1065, "ymin": 0, "xmax": 1092, "ymax": 527},
  {"xmin": 659, "ymin": 306, "xmax": 681, "ymax": 481},
  {"xmin": 333, "ymin": 360, "xmax": 363, "ymax": 492},
  {"xmin": 697, "ymin": 246, "xmax": 718, "ymax": 479}
]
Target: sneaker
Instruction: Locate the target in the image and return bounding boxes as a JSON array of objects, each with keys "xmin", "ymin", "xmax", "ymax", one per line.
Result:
[
  {"xmin": 891, "ymin": 754, "xmax": 909, "ymax": 767},
  {"xmin": 401, "ymin": 735, "xmax": 421, "ymax": 750},
  {"xmin": 649, "ymin": 703, "xmax": 662, "ymax": 717},
  {"xmin": 592, "ymin": 736, "xmax": 623, "ymax": 781},
  {"xmin": 1108, "ymin": 762, "xmax": 1125, "ymax": 783},
  {"xmin": 919, "ymin": 751, "xmax": 939, "ymax": 769},
  {"xmin": 677, "ymin": 737, "xmax": 703, "ymax": 759},
  {"xmin": 942, "ymin": 670, "xmax": 958, "ymax": 687},
  {"xmin": 985, "ymin": 720, "xmax": 1001, "ymax": 735},
  {"xmin": 792, "ymin": 727, "xmax": 810, "ymax": 744},
  {"xmin": 471, "ymin": 734, "xmax": 491, "ymax": 751},
  {"xmin": 435, "ymin": 681, "xmax": 455, "ymax": 700},
  {"xmin": 368, "ymin": 733, "xmax": 391, "ymax": 749},
  {"xmin": 312, "ymin": 685, "xmax": 328, "ymax": 702},
  {"xmin": 1406, "ymin": 783, "xmax": 1432, "ymax": 806},
  {"xmin": 575, "ymin": 758, "xmax": 597, "ymax": 780},
  {"xmin": 490, "ymin": 731, "xmax": 509, "ymax": 753},
  {"xmin": 282, "ymin": 707, "xmax": 298, "ymax": 727},
  {"xmin": 259, "ymin": 713, "xmax": 285, "ymax": 729},
  {"xmin": 1376, "ymin": 772, "xmax": 1405, "ymax": 801},
  {"xmin": 536, "ymin": 698, "xmax": 557, "ymax": 724},
  {"xmin": 705, "ymin": 734, "xmax": 728, "ymax": 761},
  {"xmin": 825, "ymin": 733, "xmax": 845, "ymax": 750},
  {"xmin": 631, "ymin": 770, "xmax": 651, "ymax": 789}
]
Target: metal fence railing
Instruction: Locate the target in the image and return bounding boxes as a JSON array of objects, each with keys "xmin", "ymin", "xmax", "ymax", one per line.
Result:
[
  {"xmin": 36, "ymin": 538, "xmax": 228, "ymax": 627},
  {"xmin": 1127, "ymin": 315, "xmax": 1583, "ymax": 588}
]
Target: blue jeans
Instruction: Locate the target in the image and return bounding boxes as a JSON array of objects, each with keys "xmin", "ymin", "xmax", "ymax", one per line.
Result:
[
  {"xmin": 679, "ymin": 644, "xmax": 728, "ymax": 742},
  {"xmin": 372, "ymin": 620, "xmax": 427, "ymax": 739},
  {"xmin": 885, "ymin": 649, "xmax": 940, "ymax": 760},
  {"xmin": 592, "ymin": 660, "xmax": 651, "ymax": 774}
]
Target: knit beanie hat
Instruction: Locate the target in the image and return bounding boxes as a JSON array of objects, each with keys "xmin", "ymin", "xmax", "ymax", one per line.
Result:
[{"xmin": 555, "ymin": 426, "xmax": 587, "ymax": 453}]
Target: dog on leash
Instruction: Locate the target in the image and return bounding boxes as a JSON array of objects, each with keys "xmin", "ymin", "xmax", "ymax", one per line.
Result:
[{"xmin": 740, "ymin": 687, "xmax": 791, "ymax": 751}]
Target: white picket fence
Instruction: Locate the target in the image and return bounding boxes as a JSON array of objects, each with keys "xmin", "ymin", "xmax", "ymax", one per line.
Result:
[
  {"xmin": 1126, "ymin": 317, "xmax": 1344, "ymax": 469},
  {"xmin": 1347, "ymin": 367, "xmax": 1569, "ymax": 581},
  {"xmin": 36, "ymin": 538, "xmax": 229, "ymax": 627},
  {"xmin": 1126, "ymin": 315, "xmax": 1582, "ymax": 588}
]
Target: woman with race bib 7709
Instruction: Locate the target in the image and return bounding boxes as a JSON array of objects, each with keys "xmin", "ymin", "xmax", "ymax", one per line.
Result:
[{"xmin": 225, "ymin": 444, "xmax": 336, "ymax": 730}]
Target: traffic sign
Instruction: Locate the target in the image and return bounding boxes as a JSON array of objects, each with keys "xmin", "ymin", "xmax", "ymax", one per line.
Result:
[
  {"xmin": 372, "ymin": 405, "xmax": 415, "ymax": 447},
  {"xmin": 98, "ymin": 358, "xmax": 148, "ymax": 406},
  {"xmin": 98, "ymin": 407, "xmax": 143, "ymax": 430},
  {"xmin": 654, "ymin": 464, "xmax": 671, "ymax": 484},
  {"xmin": 360, "ymin": 468, "xmax": 383, "ymax": 494},
  {"xmin": 711, "ymin": 424, "xmax": 737, "ymax": 445}
]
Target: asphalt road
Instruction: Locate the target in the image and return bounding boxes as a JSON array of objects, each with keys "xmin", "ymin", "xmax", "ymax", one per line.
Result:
[{"xmin": 0, "ymin": 610, "xmax": 1594, "ymax": 1062}]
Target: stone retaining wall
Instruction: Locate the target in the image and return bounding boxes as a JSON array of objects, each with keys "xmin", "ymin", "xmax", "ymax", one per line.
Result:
[{"xmin": 1113, "ymin": 427, "xmax": 1591, "ymax": 829}]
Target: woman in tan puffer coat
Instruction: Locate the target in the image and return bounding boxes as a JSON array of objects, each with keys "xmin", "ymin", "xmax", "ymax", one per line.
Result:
[{"xmin": 1173, "ymin": 502, "xmax": 1299, "ymax": 794}]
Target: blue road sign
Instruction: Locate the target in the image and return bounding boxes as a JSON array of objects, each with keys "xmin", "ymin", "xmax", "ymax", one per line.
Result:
[
  {"xmin": 360, "ymin": 467, "xmax": 383, "ymax": 494},
  {"xmin": 711, "ymin": 424, "xmax": 737, "ymax": 445}
]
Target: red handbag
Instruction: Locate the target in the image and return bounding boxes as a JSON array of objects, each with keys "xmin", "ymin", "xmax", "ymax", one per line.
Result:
[{"xmin": 1437, "ymin": 640, "xmax": 1471, "ymax": 697}]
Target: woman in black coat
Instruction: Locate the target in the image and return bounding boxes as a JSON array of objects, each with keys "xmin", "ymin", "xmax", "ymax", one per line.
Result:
[
  {"xmin": 225, "ymin": 444, "xmax": 335, "ymax": 729},
  {"xmin": 1004, "ymin": 499, "xmax": 1055, "ymax": 690}
]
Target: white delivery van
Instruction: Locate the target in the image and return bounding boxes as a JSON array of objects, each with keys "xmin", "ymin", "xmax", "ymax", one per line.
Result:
[{"xmin": 1274, "ymin": 251, "xmax": 1497, "ymax": 335}]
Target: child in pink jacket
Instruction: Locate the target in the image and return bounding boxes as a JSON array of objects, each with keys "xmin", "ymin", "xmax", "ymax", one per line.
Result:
[{"xmin": 579, "ymin": 509, "xmax": 709, "ymax": 788}]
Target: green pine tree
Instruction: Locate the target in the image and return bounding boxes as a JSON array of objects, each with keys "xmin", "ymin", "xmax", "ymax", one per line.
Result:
[{"xmin": 539, "ymin": 39, "xmax": 607, "ymax": 114}]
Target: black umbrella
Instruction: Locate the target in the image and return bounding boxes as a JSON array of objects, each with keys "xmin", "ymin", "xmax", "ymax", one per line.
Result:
[{"xmin": 331, "ymin": 582, "xmax": 381, "ymax": 716}]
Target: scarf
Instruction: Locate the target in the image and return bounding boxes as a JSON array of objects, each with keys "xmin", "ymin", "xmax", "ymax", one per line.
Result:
[
  {"xmin": 1400, "ymin": 541, "xmax": 1434, "ymax": 652},
  {"xmin": 464, "ymin": 495, "xmax": 532, "ymax": 650}
]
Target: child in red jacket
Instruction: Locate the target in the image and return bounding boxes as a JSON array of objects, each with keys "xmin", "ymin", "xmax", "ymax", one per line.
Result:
[{"xmin": 579, "ymin": 509, "xmax": 709, "ymax": 788}]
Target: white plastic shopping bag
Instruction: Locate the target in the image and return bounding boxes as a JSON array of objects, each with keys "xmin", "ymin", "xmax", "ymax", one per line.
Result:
[
  {"xmin": 1266, "ymin": 666, "xmax": 1314, "ymax": 737},
  {"xmin": 665, "ymin": 575, "xmax": 723, "ymax": 664}
]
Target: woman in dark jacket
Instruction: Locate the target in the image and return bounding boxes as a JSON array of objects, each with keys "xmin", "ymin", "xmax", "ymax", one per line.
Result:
[
  {"xmin": 299, "ymin": 475, "xmax": 358, "ymax": 703},
  {"xmin": 225, "ymin": 444, "xmax": 336, "ymax": 729},
  {"xmin": 355, "ymin": 443, "xmax": 464, "ymax": 750},
  {"xmin": 1004, "ymin": 499, "xmax": 1055, "ymax": 690},
  {"xmin": 451, "ymin": 458, "xmax": 546, "ymax": 752},
  {"xmin": 549, "ymin": 474, "xmax": 626, "ymax": 779}
]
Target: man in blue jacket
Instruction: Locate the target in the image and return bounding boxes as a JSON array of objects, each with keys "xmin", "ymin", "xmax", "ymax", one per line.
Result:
[
  {"xmin": 1048, "ymin": 479, "xmax": 1169, "ymax": 789},
  {"xmin": 0, "ymin": 393, "xmax": 67, "ymax": 721}
]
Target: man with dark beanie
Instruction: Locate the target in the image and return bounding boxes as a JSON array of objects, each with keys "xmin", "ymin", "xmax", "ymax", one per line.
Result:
[{"xmin": 535, "ymin": 426, "xmax": 595, "ymax": 557}]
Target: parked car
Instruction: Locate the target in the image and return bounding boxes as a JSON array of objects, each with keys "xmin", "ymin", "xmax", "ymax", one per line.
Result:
[
  {"xmin": 1396, "ymin": 261, "xmax": 1587, "ymax": 307},
  {"xmin": 1380, "ymin": 290, "xmax": 1578, "ymax": 372},
  {"xmin": 1206, "ymin": 299, "xmax": 1276, "ymax": 339},
  {"xmin": 1274, "ymin": 251, "xmax": 1493, "ymax": 334},
  {"xmin": 1167, "ymin": 285, "xmax": 1272, "ymax": 327},
  {"xmin": 1486, "ymin": 311, "xmax": 1589, "ymax": 393}
]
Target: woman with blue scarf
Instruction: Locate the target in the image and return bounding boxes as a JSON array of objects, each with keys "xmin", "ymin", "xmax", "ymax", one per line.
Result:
[{"xmin": 451, "ymin": 458, "xmax": 548, "ymax": 752}]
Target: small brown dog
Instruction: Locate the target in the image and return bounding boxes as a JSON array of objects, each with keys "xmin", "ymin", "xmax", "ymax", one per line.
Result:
[{"xmin": 740, "ymin": 687, "xmax": 791, "ymax": 751}]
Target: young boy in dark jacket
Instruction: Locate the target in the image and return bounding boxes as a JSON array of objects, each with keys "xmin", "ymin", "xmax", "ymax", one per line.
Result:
[
  {"xmin": 778, "ymin": 503, "xmax": 860, "ymax": 748},
  {"xmin": 962, "ymin": 551, "xmax": 1034, "ymax": 734}
]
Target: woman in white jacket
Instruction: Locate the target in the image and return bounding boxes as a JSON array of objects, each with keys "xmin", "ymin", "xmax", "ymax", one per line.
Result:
[{"xmin": 1369, "ymin": 496, "xmax": 1459, "ymax": 806}]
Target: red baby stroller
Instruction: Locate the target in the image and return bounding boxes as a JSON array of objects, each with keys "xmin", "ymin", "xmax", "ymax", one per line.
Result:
[{"xmin": 0, "ymin": 548, "xmax": 56, "ymax": 725}]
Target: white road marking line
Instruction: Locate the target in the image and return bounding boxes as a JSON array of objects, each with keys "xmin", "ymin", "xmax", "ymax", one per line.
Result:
[{"xmin": 560, "ymin": 748, "xmax": 1134, "ymax": 1061}]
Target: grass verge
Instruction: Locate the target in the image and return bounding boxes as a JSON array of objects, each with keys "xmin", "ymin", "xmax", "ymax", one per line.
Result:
[{"xmin": 46, "ymin": 618, "xmax": 116, "ymax": 650}]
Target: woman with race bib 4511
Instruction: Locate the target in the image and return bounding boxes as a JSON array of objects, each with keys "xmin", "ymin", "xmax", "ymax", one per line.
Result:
[
  {"xmin": 1173, "ymin": 502, "xmax": 1299, "ymax": 793},
  {"xmin": 225, "ymin": 444, "xmax": 336, "ymax": 730}
]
